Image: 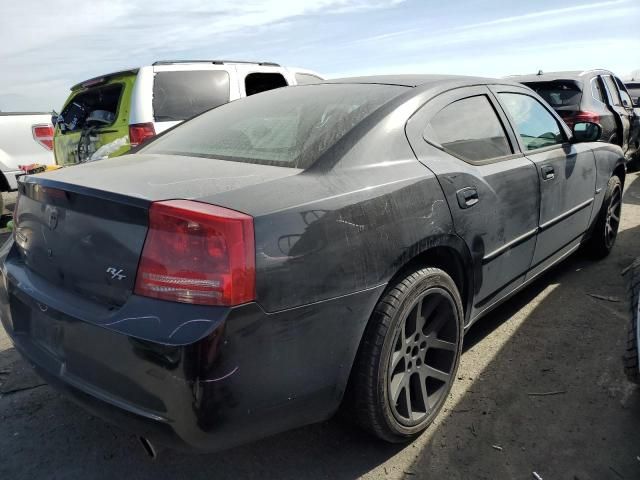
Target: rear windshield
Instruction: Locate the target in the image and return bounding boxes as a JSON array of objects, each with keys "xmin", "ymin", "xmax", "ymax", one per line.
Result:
[
  {"xmin": 523, "ymin": 81, "xmax": 582, "ymax": 109},
  {"xmin": 153, "ymin": 70, "xmax": 230, "ymax": 122},
  {"xmin": 58, "ymin": 83, "xmax": 123, "ymax": 133},
  {"xmin": 141, "ymin": 84, "xmax": 408, "ymax": 169}
]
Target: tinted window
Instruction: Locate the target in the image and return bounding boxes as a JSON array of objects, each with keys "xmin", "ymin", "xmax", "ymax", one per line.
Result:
[
  {"xmin": 295, "ymin": 73, "xmax": 323, "ymax": 85},
  {"xmin": 427, "ymin": 95, "xmax": 512, "ymax": 162},
  {"xmin": 591, "ymin": 78, "xmax": 605, "ymax": 103},
  {"xmin": 244, "ymin": 72, "xmax": 288, "ymax": 96},
  {"xmin": 153, "ymin": 70, "xmax": 230, "ymax": 122},
  {"xmin": 142, "ymin": 84, "xmax": 407, "ymax": 169},
  {"xmin": 524, "ymin": 81, "xmax": 582, "ymax": 108},
  {"xmin": 627, "ymin": 83, "xmax": 640, "ymax": 105},
  {"xmin": 499, "ymin": 93, "xmax": 564, "ymax": 151},
  {"xmin": 603, "ymin": 75, "xmax": 622, "ymax": 106}
]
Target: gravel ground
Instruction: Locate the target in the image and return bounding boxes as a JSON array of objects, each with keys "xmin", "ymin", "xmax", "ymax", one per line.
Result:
[{"xmin": 1, "ymin": 177, "xmax": 640, "ymax": 480}]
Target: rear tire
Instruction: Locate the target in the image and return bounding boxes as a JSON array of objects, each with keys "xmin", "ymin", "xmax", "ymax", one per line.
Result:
[
  {"xmin": 347, "ymin": 268, "xmax": 463, "ymax": 442},
  {"xmin": 624, "ymin": 259, "xmax": 640, "ymax": 385},
  {"xmin": 585, "ymin": 175, "xmax": 622, "ymax": 258}
]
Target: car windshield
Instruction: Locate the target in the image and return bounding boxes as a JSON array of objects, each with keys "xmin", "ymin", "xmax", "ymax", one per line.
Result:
[
  {"xmin": 140, "ymin": 83, "xmax": 408, "ymax": 169},
  {"xmin": 524, "ymin": 81, "xmax": 582, "ymax": 109}
]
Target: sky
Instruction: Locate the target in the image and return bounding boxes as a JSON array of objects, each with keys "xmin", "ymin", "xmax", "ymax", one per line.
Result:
[{"xmin": 1, "ymin": 0, "xmax": 639, "ymax": 111}]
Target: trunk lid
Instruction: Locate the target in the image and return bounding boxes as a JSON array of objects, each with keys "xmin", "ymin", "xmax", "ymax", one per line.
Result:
[
  {"xmin": 13, "ymin": 181, "xmax": 148, "ymax": 307},
  {"xmin": 13, "ymin": 154, "xmax": 299, "ymax": 306}
]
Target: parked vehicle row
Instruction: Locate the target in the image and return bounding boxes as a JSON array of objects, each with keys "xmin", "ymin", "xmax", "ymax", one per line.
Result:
[
  {"xmin": 511, "ymin": 69, "xmax": 640, "ymax": 162},
  {"xmin": 1, "ymin": 74, "xmax": 625, "ymax": 452},
  {"xmin": 0, "ymin": 112, "xmax": 55, "ymax": 213},
  {"xmin": 52, "ymin": 60, "xmax": 323, "ymax": 164}
]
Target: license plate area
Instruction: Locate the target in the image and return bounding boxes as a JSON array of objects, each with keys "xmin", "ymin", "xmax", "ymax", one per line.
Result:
[{"xmin": 29, "ymin": 307, "xmax": 64, "ymax": 359}]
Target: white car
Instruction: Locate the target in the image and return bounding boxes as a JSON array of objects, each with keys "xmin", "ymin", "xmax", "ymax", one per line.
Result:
[
  {"xmin": 0, "ymin": 112, "xmax": 55, "ymax": 212},
  {"xmin": 53, "ymin": 60, "xmax": 324, "ymax": 164}
]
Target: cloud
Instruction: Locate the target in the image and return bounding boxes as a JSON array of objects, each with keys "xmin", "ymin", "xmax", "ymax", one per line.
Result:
[{"xmin": 0, "ymin": 0, "xmax": 406, "ymax": 110}]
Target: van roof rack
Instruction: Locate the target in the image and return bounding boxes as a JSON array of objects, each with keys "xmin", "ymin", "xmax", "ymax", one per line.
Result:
[{"xmin": 152, "ymin": 60, "xmax": 280, "ymax": 67}]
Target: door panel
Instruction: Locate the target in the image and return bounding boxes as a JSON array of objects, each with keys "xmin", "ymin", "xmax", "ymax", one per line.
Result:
[
  {"xmin": 525, "ymin": 144, "xmax": 596, "ymax": 268},
  {"xmin": 405, "ymin": 86, "xmax": 540, "ymax": 319},
  {"xmin": 492, "ymin": 86, "xmax": 596, "ymax": 276}
]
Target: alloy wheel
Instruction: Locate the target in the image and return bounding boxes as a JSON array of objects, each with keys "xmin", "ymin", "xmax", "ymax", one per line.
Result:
[
  {"xmin": 387, "ymin": 287, "xmax": 460, "ymax": 427},
  {"xmin": 605, "ymin": 184, "xmax": 622, "ymax": 247}
]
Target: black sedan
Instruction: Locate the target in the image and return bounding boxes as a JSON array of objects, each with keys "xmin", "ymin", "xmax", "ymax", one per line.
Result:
[{"xmin": 0, "ymin": 75, "xmax": 625, "ymax": 452}]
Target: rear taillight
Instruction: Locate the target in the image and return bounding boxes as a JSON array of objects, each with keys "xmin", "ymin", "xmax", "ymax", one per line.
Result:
[
  {"xmin": 563, "ymin": 111, "xmax": 600, "ymax": 128},
  {"xmin": 129, "ymin": 123, "xmax": 156, "ymax": 147},
  {"xmin": 134, "ymin": 200, "xmax": 255, "ymax": 306},
  {"xmin": 32, "ymin": 124, "xmax": 54, "ymax": 150}
]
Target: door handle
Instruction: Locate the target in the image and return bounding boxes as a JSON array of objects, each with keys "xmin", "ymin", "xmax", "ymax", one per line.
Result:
[
  {"xmin": 541, "ymin": 165, "xmax": 555, "ymax": 180},
  {"xmin": 456, "ymin": 187, "xmax": 479, "ymax": 209}
]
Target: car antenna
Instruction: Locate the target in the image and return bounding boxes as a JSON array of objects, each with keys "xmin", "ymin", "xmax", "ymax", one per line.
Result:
[{"xmin": 537, "ymin": 69, "xmax": 543, "ymax": 76}]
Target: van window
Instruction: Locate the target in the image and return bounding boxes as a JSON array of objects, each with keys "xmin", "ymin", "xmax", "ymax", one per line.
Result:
[
  {"xmin": 142, "ymin": 83, "xmax": 408, "ymax": 169},
  {"xmin": 58, "ymin": 83, "xmax": 123, "ymax": 133},
  {"xmin": 153, "ymin": 70, "xmax": 230, "ymax": 122},
  {"xmin": 295, "ymin": 73, "xmax": 323, "ymax": 85},
  {"xmin": 427, "ymin": 95, "xmax": 512, "ymax": 162},
  {"xmin": 245, "ymin": 73, "xmax": 288, "ymax": 96}
]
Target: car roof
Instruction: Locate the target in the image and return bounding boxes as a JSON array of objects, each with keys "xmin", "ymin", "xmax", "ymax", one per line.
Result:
[
  {"xmin": 324, "ymin": 74, "xmax": 522, "ymax": 88},
  {"xmin": 509, "ymin": 69, "xmax": 614, "ymax": 83}
]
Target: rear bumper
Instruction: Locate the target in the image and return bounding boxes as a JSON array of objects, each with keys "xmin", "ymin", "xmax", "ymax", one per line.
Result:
[{"xmin": 0, "ymin": 241, "xmax": 383, "ymax": 451}]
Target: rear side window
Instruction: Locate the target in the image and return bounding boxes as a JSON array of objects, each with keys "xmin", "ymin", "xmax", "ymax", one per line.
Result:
[
  {"xmin": 142, "ymin": 84, "xmax": 407, "ymax": 169},
  {"xmin": 153, "ymin": 70, "xmax": 230, "ymax": 122},
  {"xmin": 244, "ymin": 72, "xmax": 288, "ymax": 96},
  {"xmin": 524, "ymin": 81, "xmax": 582, "ymax": 109},
  {"xmin": 602, "ymin": 75, "xmax": 622, "ymax": 106},
  {"xmin": 499, "ymin": 93, "xmax": 563, "ymax": 151},
  {"xmin": 295, "ymin": 73, "xmax": 323, "ymax": 85},
  {"xmin": 591, "ymin": 78, "xmax": 606, "ymax": 103},
  {"xmin": 427, "ymin": 95, "xmax": 512, "ymax": 162}
]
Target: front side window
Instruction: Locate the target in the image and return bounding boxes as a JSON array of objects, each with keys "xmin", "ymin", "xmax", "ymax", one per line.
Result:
[
  {"xmin": 498, "ymin": 93, "xmax": 564, "ymax": 151},
  {"xmin": 142, "ymin": 83, "xmax": 408, "ymax": 169},
  {"xmin": 426, "ymin": 95, "xmax": 512, "ymax": 162}
]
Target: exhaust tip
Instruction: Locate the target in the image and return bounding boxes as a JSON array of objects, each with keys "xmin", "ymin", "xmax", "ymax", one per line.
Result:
[{"xmin": 139, "ymin": 436, "xmax": 157, "ymax": 460}]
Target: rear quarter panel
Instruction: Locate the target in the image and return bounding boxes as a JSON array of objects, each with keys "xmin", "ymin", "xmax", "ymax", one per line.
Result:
[
  {"xmin": 197, "ymin": 95, "xmax": 465, "ymax": 313},
  {"xmin": 0, "ymin": 114, "xmax": 54, "ymax": 172}
]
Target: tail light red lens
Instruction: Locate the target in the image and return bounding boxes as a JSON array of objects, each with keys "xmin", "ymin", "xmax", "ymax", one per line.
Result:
[
  {"xmin": 129, "ymin": 123, "xmax": 156, "ymax": 147},
  {"xmin": 134, "ymin": 200, "xmax": 255, "ymax": 306},
  {"xmin": 563, "ymin": 111, "xmax": 600, "ymax": 128},
  {"xmin": 32, "ymin": 124, "xmax": 54, "ymax": 150}
]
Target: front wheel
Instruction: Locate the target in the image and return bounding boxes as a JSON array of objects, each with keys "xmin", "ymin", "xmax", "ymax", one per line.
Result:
[
  {"xmin": 586, "ymin": 175, "xmax": 622, "ymax": 258},
  {"xmin": 347, "ymin": 268, "xmax": 464, "ymax": 442}
]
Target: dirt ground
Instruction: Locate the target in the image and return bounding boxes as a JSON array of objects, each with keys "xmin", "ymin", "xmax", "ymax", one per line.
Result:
[{"xmin": 1, "ymin": 175, "xmax": 640, "ymax": 480}]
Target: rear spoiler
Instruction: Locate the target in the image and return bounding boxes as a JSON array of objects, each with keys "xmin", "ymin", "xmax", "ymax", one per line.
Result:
[{"xmin": 71, "ymin": 68, "xmax": 139, "ymax": 91}]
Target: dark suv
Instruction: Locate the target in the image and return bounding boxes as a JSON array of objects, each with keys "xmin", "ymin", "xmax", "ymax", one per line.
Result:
[{"xmin": 512, "ymin": 70, "xmax": 640, "ymax": 161}]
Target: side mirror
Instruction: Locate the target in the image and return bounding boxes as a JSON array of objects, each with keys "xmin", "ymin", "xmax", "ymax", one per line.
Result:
[{"xmin": 572, "ymin": 121, "xmax": 601, "ymax": 143}]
